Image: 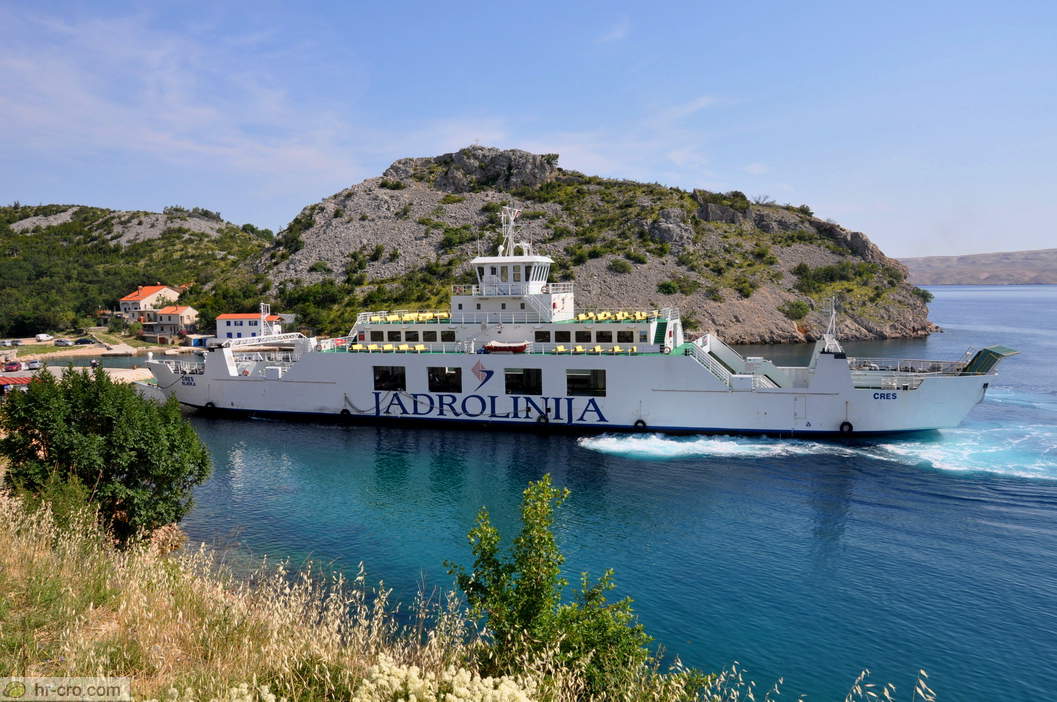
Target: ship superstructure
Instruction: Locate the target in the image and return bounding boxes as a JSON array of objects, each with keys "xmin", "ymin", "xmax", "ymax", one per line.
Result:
[{"xmin": 147, "ymin": 208, "xmax": 1016, "ymax": 435}]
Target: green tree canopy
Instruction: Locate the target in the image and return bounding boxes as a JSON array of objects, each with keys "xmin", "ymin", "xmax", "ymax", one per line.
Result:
[{"xmin": 0, "ymin": 367, "xmax": 211, "ymax": 542}]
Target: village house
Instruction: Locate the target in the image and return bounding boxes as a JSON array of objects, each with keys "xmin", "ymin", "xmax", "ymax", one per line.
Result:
[
  {"xmin": 216, "ymin": 312, "xmax": 283, "ymax": 340},
  {"xmin": 141, "ymin": 305, "xmax": 199, "ymax": 344},
  {"xmin": 118, "ymin": 285, "xmax": 180, "ymax": 320}
]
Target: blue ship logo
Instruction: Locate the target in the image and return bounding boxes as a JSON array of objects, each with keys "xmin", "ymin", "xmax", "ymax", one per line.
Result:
[{"xmin": 471, "ymin": 360, "xmax": 494, "ymax": 391}]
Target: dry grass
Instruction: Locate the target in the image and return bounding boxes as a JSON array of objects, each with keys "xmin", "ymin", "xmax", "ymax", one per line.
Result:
[{"xmin": 0, "ymin": 487, "xmax": 936, "ymax": 701}]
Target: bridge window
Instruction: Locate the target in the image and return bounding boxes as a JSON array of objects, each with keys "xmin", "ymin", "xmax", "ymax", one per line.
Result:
[
  {"xmin": 555, "ymin": 330, "xmax": 571, "ymax": 343},
  {"xmin": 404, "ymin": 330, "xmax": 419, "ymax": 342},
  {"xmin": 535, "ymin": 330, "xmax": 551, "ymax": 343},
  {"xmin": 423, "ymin": 330, "xmax": 437, "ymax": 342},
  {"xmin": 595, "ymin": 330, "xmax": 613, "ymax": 343},
  {"xmin": 513, "ymin": 266, "xmax": 521, "ymax": 282},
  {"xmin": 505, "ymin": 368, "xmax": 542, "ymax": 396},
  {"xmin": 567, "ymin": 369, "xmax": 606, "ymax": 397},
  {"xmin": 370, "ymin": 330, "xmax": 384, "ymax": 342},
  {"xmin": 575, "ymin": 330, "xmax": 591, "ymax": 343},
  {"xmin": 387, "ymin": 331, "xmax": 402, "ymax": 342},
  {"xmin": 617, "ymin": 330, "xmax": 634, "ymax": 343},
  {"xmin": 373, "ymin": 366, "xmax": 405, "ymax": 391},
  {"xmin": 441, "ymin": 330, "xmax": 456, "ymax": 342},
  {"xmin": 477, "ymin": 266, "xmax": 484, "ymax": 280},
  {"xmin": 428, "ymin": 366, "xmax": 462, "ymax": 393},
  {"xmin": 500, "ymin": 266, "xmax": 509, "ymax": 282},
  {"xmin": 639, "ymin": 331, "xmax": 648, "ymax": 343}
]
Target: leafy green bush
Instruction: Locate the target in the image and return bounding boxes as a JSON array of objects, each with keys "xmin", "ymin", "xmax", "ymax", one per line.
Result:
[
  {"xmin": 657, "ymin": 276, "xmax": 700, "ymax": 296},
  {"xmin": 378, "ymin": 180, "xmax": 406, "ymax": 190},
  {"xmin": 778, "ymin": 300, "xmax": 810, "ymax": 320},
  {"xmin": 439, "ymin": 194, "xmax": 465, "ymax": 204},
  {"xmin": 308, "ymin": 261, "xmax": 332, "ymax": 273},
  {"xmin": 607, "ymin": 258, "xmax": 633, "ymax": 274},
  {"xmin": 624, "ymin": 250, "xmax": 648, "ymax": 264},
  {"xmin": 448, "ymin": 475, "xmax": 652, "ymax": 697},
  {"xmin": 368, "ymin": 244, "xmax": 386, "ymax": 261},
  {"xmin": 912, "ymin": 286, "xmax": 934, "ymax": 303},
  {"xmin": 792, "ymin": 261, "xmax": 880, "ymax": 294},
  {"xmin": 694, "ymin": 189, "xmax": 751, "ymax": 212},
  {"xmin": 0, "ymin": 367, "xmax": 211, "ymax": 543},
  {"xmin": 732, "ymin": 275, "xmax": 757, "ymax": 298}
]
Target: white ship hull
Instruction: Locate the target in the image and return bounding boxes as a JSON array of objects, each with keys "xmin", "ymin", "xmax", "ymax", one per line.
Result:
[{"xmin": 148, "ymin": 343, "xmax": 995, "ymax": 435}]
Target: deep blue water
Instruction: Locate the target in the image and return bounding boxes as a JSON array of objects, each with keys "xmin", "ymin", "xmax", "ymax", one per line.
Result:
[{"xmin": 181, "ymin": 286, "xmax": 1057, "ymax": 701}]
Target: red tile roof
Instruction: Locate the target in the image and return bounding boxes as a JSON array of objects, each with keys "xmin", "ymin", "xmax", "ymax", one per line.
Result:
[
  {"xmin": 120, "ymin": 285, "xmax": 176, "ymax": 302},
  {"xmin": 216, "ymin": 313, "xmax": 281, "ymax": 321},
  {"xmin": 157, "ymin": 305, "xmax": 193, "ymax": 314}
]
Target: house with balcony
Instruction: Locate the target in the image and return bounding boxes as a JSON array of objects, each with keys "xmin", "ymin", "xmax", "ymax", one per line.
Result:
[{"xmin": 141, "ymin": 305, "xmax": 198, "ymax": 344}]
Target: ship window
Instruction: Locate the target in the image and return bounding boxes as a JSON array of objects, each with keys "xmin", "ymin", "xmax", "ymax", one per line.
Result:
[
  {"xmin": 617, "ymin": 330, "xmax": 634, "ymax": 343},
  {"xmin": 458, "ymin": 303, "xmax": 463, "ymax": 310},
  {"xmin": 404, "ymin": 330, "xmax": 419, "ymax": 342},
  {"xmin": 423, "ymin": 330, "xmax": 437, "ymax": 342},
  {"xmin": 535, "ymin": 330, "xmax": 551, "ymax": 343},
  {"xmin": 373, "ymin": 366, "xmax": 405, "ymax": 391},
  {"xmin": 428, "ymin": 366, "xmax": 462, "ymax": 392},
  {"xmin": 567, "ymin": 369, "xmax": 606, "ymax": 397},
  {"xmin": 505, "ymin": 368, "xmax": 542, "ymax": 396},
  {"xmin": 476, "ymin": 303, "xmax": 481, "ymax": 310},
  {"xmin": 525, "ymin": 265, "xmax": 531, "ymax": 280},
  {"xmin": 387, "ymin": 331, "xmax": 402, "ymax": 342},
  {"xmin": 555, "ymin": 330, "xmax": 571, "ymax": 343},
  {"xmin": 490, "ymin": 266, "xmax": 497, "ymax": 276},
  {"xmin": 441, "ymin": 330, "xmax": 456, "ymax": 342},
  {"xmin": 370, "ymin": 331, "xmax": 384, "ymax": 342},
  {"xmin": 595, "ymin": 330, "xmax": 613, "ymax": 343},
  {"xmin": 575, "ymin": 330, "xmax": 591, "ymax": 343},
  {"xmin": 639, "ymin": 331, "xmax": 648, "ymax": 343},
  {"xmin": 520, "ymin": 303, "xmax": 525, "ymax": 309},
  {"xmin": 500, "ymin": 266, "xmax": 509, "ymax": 282},
  {"xmin": 477, "ymin": 266, "xmax": 484, "ymax": 280},
  {"xmin": 513, "ymin": 266, "xmax": 521, "ymax": 282}
]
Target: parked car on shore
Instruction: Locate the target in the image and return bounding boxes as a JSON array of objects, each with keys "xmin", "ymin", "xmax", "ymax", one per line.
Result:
[
  {"xmin": 54, "ymin": 339, "xmax": 74, "ymax": 347},
  {"xmin": 35, "ymin": 333, "xmax": 53, "ymax": 342},
  {"xmin": 25, "ymin": 360, "xmax": 42, "ymax": 370},
  {"xmin": 0, "ymin": 340, "xmax": 11, "ymax": 346},
  {"xmin": 75, "ymin": 337, "xmax": 96, "ymax": 345},
  {"xmin": 3, "ymin": 361, "xmax": 22, "ymax": 372},
  {"xmin": 12, "ymin": 339, "xmax": 23, "ymax": 346}
]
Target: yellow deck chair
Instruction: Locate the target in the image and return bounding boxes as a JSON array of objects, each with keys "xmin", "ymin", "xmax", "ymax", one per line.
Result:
[
  {"xmin": 398, "ymin": 343, "xmax": 411, "ymax": 352},
  {"xmin": 591, "ymin": 345, "xmax": 603, "ymax": 354},
  {"xmin": 351, "ymin": 343, "xmax": 365, "ymax": 352},
  {"xmin": 610, "ymin": 345, "xmax": 623, "ymax": 354},
  {"xmin": 414, "ymin": 344, "xmax": 427, "ymax": 353},
  {"xmin": 598, "ymin": 312, "xmax": 612, "ymax": 321},
  {"xmin": 420, "ymin": 312, "xmax": 434, "ymax": 322},
  {"xmin": 367, "ymin": 344, "xmax": 380, "ymax": 352},
  {"xmin": 369, "ymin": 315, "xmax": 383, "ymax": 323},
  {"xmin": 573, "ymin": 345, "xmax": 586, "ymax": 354},
  {"xmin": 629, "ymin": 345, "xmax": 638, "ymax": 354},
  {"xmin": 554, "ymin": 345, "xmax": 568, "ymax": 354},
  {"xmin": 382, "ymin": 344, "xmax": 395, "ymax": 352}
]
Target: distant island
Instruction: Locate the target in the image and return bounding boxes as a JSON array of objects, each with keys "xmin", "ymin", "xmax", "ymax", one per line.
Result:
[{"xmin": 900, "ymin": 248, "xmax": 1057, "ymax": 285}]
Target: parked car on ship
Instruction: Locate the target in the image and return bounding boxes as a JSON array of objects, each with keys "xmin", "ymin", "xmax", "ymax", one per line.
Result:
[{"xmin": 3, "ymin": 361, "xmax": 22, "ymax": 372}]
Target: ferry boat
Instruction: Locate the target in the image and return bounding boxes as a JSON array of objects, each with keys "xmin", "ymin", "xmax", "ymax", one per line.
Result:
[{"xmin": 147, "ymin": 208, "xmax": 1016, "ymax": 435}]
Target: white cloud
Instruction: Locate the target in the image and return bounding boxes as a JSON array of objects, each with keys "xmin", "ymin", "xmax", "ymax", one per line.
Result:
[{"xmin": 596, "ymin": 17, "xmax": 630, "ymax": 43}]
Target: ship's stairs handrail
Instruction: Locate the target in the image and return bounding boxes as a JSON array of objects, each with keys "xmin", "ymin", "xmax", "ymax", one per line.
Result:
[
  {"xmin": 686, "ymin": 342, "xmax": 732, "ymax": 387},
  {"xmin": 222, "ymin": 332, "xmax": 305, "ymax": 348},
  {"xmin": 847, "ymin": 357, "xmax": 968, "ymax": 376}
]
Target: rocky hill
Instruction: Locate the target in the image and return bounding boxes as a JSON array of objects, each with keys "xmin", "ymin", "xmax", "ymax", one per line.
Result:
[
  {"xmin": 901, "ymin": 248, "xmax": 1057, "ymax": 285},
  {"xmin": 256, "ymin": 146, "xmax": 935, "ymax": 343}
]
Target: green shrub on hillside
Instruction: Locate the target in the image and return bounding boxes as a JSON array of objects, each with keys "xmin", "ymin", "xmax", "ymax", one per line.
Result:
[
  {"xmin": 778, "ymin": 300, "xmax": 810, "ymax": 320},
  {"xmin": 608, "ymin": 258, "xmax": 633, "ymax": 274},
  {"xmin": 792, "ymin": 261, "xmax": 880, "ymax": 294},
  {"xmin": 0, "ymin": 368, "xmax": 211, "ymax": 543},
  {"xmin": 308, "ymin": 261, "xmax": 332, "ymax": 273},
  {"xmin": 378, "ymin": 180, "xmax": 406, "ymax": 190},
  {"xmin": 912, "ymin": 286, "xmax": 934, "ymax": 303},
  {"xmin": 657, "ymin": 276, "xmax": 700, "ymax": 296}
]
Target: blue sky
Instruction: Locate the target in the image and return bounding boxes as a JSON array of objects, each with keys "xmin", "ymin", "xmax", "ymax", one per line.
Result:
[{"xmin": 2, "ymin": 1, "xmax": 1054, "ymax": 257}]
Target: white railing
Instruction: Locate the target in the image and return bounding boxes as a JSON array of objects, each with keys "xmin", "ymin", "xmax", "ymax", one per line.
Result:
[
  {"xmin": 847, "ymin": 357, "xmax": 967, "ymax": 376},
  {"xmin": 450, "ymin": 282, "xmax": 574, "ymax": 297},
  {"xmin": 222, "ymin": 332, "xmax": 305, "ymax": 348},
  {"xmin": 685, "ymin": 343, "xmax": 732, "ymax": 386},
  {"xmin": 161, "ymin": 360, "xmax": 205, "ymax": 374}
]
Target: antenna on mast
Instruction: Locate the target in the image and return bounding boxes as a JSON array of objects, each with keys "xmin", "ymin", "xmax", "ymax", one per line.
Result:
[
  {"xmin": 822, "ymin": 296, "xmax": 843, "ymax": 353},
  {"xmin": 498, "ymin": 206, "xmax": 523, "ymax": 257}
]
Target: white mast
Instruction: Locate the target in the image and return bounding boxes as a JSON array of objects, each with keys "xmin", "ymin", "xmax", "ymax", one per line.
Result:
[
  {"xmin": 822, "ymin": 297, "xmax": 843, "ymax": 353},
  {"xmin": 498, "ymin": 206, "xmax": 531, "ymax": 257}
]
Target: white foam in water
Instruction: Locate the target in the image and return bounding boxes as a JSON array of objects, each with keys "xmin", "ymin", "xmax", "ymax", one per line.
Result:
[{"xmin": 578, "ymin": 427, "xmax": 1057, "ymax": 479}]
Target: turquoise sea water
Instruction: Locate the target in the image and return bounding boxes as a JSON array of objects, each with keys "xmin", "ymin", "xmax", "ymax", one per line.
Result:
[{"xmin": 181, "ymin": 286, "xmax": 1057, "ymax": 700}]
